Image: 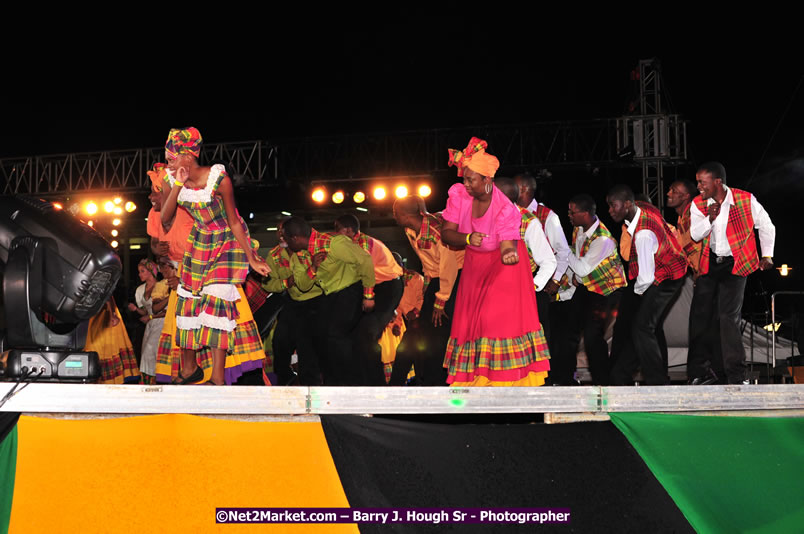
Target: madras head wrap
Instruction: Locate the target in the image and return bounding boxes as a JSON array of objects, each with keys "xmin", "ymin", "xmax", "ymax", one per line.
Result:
[
  {"xmin": 138, "ymin": 258, "xmax": 158, "ymax": 278},
  {"xmin": 147, "ymin": 162, "xmax": 167, "ymax": 192},
  {"xmin": 165, "ymin": 127, "xmax": 203, "ymax": 158},
  {"xmin": 447, "ymin": 137, "xmax": 499, "ymax": 178}
]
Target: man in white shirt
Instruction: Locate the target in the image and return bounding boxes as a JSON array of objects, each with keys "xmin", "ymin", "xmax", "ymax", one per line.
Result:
[
  {"xmin": 514, "ymin": 173, "xmax": 570, "ymax": 359},
  {"xmin": 607, "ymin": 185, "xmax": 687, "ymax": 385},
  {"xmin": 559, "ymin": 194, "xmax": 628, "ymax": 385},
  {"xmin": 687, "ymin": 162, "xmax": 775, "ymax": 385}
]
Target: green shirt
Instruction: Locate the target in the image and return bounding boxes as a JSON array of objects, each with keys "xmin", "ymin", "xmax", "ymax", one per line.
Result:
[
  {"xmin": 261, "ymin": 246, "xmax": 323, "ymax": 301},
  {"xmin": 308, "ymin": 232, "xmax": 375, "ymax": 297}
]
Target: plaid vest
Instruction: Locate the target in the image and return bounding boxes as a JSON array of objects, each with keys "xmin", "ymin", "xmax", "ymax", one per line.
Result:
[
  {"xmin": 694, "ymin": 189, "xmax": 758, "ymax": 277},
  {"xmin": 518, "ymin": 207, "xmax": 539, "ymax": 273},
  {"xmin": 353, "ymin": 232, "xmax": 375, "ymax": 254},
  {"xmin": 571, "ymin": 221, "xmax": 627, "ymax": 296},
  {"xmin": 533, "ymin": 204, "xmax": 553, "ymax": 231},
  {"xmin": 628, "ymin": 207, "xmax": 687, "ymax": 284}
]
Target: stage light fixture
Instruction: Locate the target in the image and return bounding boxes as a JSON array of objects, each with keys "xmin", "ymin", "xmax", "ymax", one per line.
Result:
[
  {"xmin": 104, "ymin": 201, "xmax": 114, "ymax": 213},
  {"xmin": 85, "ymin": 202, "xmax": 98, "ymax": 216},
  {"xmin": 312, "ymin": 188, "xmax": 326, "ymax": 203},
  {"xmin": 418, "ymin": 184, "xmax": 432, "ymax": 198},
  {"xmin": 52, "ymin": 202, "xmax": 63, "ymax": 210},
  {"xmin": 395, "ymin": 185, "xmax": 408, "ymax": 199},
  {"xmin": 373, "ymin": 187, "xmax": 387, "ymax": 200},
  {"xmin": 777, "ymin": 264, "xmax": 792, "ymax": 277},
  {"xmin": 87, "ymin": 220, "xmax": 94, "ymax": 227},
  {"xmin": 125, "ymin": 201, "xmax": 136, "ymax": 213},
  {"xmin": 281, "ymin": 211, "xmax": 292, "ymax": 216},
  {"xmin": 112, "ymin": 218, "xmax": 121, "ymax": 226},
  {"xmin": 332, "ymin": 191, "xmax": 345, "ymax": 204},
  {"xmin": 110, "ymin": 240, "xmax": 119, "ymax": 248},
  {"xmin": 113, "ymin": 197, "xmax": 122, "ymax": 205},
  {"xmin": 113, "ymin": 206, "xmax": 123, "ymax": 215},
  {"xmin": 111, "ymin": 229, "xmax": 119, "ymax": 237},
  {"xmin": 353, "ymin": 191, "xmax": 366, "ymax": 204}
]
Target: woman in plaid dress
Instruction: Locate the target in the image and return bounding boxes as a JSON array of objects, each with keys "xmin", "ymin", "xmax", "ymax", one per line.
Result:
[
  {"xmin": 438, "ymin": 138, "xmax": 551, "ymax": 386},
  {"xmin": 159, "ymin": 127, "xmax": 271, "ymax": 385}
]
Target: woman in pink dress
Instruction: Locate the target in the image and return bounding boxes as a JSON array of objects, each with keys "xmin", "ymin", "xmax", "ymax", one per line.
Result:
[{"xmin": 439, "ymin": 137, "xmax": 551, "ymax": 386}]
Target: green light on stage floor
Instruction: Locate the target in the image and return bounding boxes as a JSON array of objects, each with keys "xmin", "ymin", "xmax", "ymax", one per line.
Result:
[{"xmin": 450, "ymin": 398, "xmax": 466, "ymax": 408}]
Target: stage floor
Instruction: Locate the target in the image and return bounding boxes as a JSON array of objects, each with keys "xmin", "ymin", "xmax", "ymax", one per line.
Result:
[{"xmin": 1, "ymin": 383, "xmax": 802, "ymax": 422}]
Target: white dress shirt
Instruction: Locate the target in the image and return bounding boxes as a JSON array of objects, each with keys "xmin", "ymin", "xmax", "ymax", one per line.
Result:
[
  {"xmin": 527, "ymin": 199, "xmax": 570, "ymax": 280},
  {"xmin": 689, "ymin": 185, "xmax": 775, "ymax": 258},
  {"xmin": 523, "ymin": 218, "xmax": 558, "ymax": 291},
  {"xmin": 625, "ymin": 207, "xmax": 659, "ymax": 295},
  {"xmin": 568, "ymin": 218, "xmax": 617, "ymax": 282}
]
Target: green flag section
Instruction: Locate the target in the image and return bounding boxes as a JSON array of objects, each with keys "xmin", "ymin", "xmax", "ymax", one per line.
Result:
[
  {"xmin": 610, "ymin": 413, "xmax": 804, "ymax": 534},
  {"xmin": 0, "ymin": 426, "xmax": 17, "ymax": 534}
]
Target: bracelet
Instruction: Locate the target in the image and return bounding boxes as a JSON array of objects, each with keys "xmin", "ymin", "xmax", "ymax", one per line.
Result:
[
  {"xmin": 465, "ymin": 232, "xmax": 472, "ymax": 245},
  {"xmin": 174, "ymin": 181, "xmax": 185, "ymax": 187},
  {"xmin": 148, "ymin": 314, "xmax": 153, "ymax": 319}
]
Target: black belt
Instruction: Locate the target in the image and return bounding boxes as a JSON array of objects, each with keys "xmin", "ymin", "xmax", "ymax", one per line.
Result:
[{"xmin": 710, "ymin": 250, "xmax": 731, "ymax": 264}]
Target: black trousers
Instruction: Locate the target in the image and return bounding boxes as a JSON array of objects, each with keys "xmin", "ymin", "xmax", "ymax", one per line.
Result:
[
  {"xmin": 312, "ymin": 282, "xmax": 364, "ymax": 385},
  {"xmin": 687, "ymin": 253, "xmax": 748, "ymax": 384},
  {"xmin": 610, "ymin": 277, "xmax": 684, "ymax": 385},
  {"xmin": 558, "ymin": 286, "xmax": 621, "ymax": 385},
  {"xmin": 272, "ymin": 293, "xmax": 323, "ymax": 386},
  {"xmin": 353, "ymin": 277, "xmax": 404, "ymax": 386},
  {"xmin": 389, "ymin": 271, "xmax": 461, "ymax": 386}
]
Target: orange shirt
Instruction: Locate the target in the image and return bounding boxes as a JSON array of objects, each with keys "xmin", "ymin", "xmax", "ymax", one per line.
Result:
[
  {"xmin": 147, "ymin": 206, "xmax": 195, "ymax": 262},
  {"xmin": 405, "ymin": 216, "xmax": 464, "ymax": 310}
]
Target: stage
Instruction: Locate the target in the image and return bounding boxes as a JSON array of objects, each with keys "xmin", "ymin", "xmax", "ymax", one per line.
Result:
[{"xmin": 1, "ymin": 385, "xmax": 803, "ymax": 533}]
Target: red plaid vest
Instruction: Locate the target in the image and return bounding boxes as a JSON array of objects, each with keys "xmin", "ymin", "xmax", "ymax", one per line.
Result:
[
  {"xmin": 628, "ymin": 207, "xmax": 687, "ymax": 284},
  {"xmin": 694, "ymin": 189, "xmax": 758, "ymax": 277},
  {"xmin": 518, "ymin": 207, "xmax": 539, "ymax": 273},
  {"xmin": 353, "ymin": 232, "xmax": 375, "ymax": 254},
  {"xmin": 571, "ymin": 221, "xmax": 627, "ymax": 296},
  {"xmin": 533, "ymin": 204, "xmax": 553, "ymax": 230}
]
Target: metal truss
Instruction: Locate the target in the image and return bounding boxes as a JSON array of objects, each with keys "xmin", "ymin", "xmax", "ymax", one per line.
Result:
[
  {"xmin": 0, "ymin": 141, "xmax": 280, "ymax": 196},
  {"xmin": 275, "ymin": 120, "xmax": 620, "ymax": 183}
]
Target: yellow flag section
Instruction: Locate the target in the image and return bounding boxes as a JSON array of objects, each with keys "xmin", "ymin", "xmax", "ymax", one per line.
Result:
[{"xmin": 10, "ymin": 414, "xmax": 357, "ymax": 533}]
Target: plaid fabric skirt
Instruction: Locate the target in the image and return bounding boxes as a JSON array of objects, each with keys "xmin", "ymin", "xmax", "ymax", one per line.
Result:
[
  {"xmin": 84, "ymin": 304, "xmax": 139, "ymax": 384},
  {"xmin": 154, "ymin": 290, "xmax": 213, "ymax": 383},
  {"xmin": 180, "ymin": 223, "xmax": 250, "ymax": 296},
  {"xmin": 171, "ymin": 286, "xmax": 266, "ymax": 385},
  {"xmin": 444, "ymin": 241, "xmax": 550, "ymax": 386}
]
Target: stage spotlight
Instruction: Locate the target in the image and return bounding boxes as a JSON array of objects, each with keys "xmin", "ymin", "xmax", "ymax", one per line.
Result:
[
  {"xmin": 395, "ymin": 185, "xmax": 408, "ymax": 199},
  {"xmin": 312, "ymin": 187, "xmax": 326, "ymax": 203},
  {"xmin": 418, "ymin": 184, "xmax": 432, "ymax": 198},
  {"xmin": 777, "ymin": 264, "xmax": 792, "ymax": 277},
  {"xmin": 112, "ymin": 218, "xmax": 121, "ymax": 226},
  {"xmin": 85, "ymin": 202, "xmax": 98, "ymax": 216},
  {"xmin": 111, "ymin": 229, "xmax": 119, "ymax": 237},
  {"xmin": 125, "ymin": 201, "xmax": 136, "ymax": 213},
  {"xmin": 113, "ymin": 197, "xmax": 122, "ymax": 205},
  {"xmin": 353, "ymin": 191, "xmax": 366, "ymax": 204},
  {"xmin": 104, "ymin": 201, "xmax": 114, "ymax": 213},
  {"xmin": 110, "ymin": 240, "xmax": 119, "ymax": 248},
  {"xmin": 332, "ymin": 191, "xmax": 345, "ymax": 204},
  {"xmin": 52, "ymin": 202, "xmax": 63, "ymax": 210},
  {"xmin": 373, "ymin": 187, "xmax": 387, "ymax": 200},
  {"xmin": 113, "ymin": 206, "xmax": 123, "ymax": 215},
  {"xmin": 87, "ymin": 220, "xmax": 94, "ymax": 227}
]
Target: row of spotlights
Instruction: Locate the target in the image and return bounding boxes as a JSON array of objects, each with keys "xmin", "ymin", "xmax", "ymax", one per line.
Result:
[
  {"xmin": 83, "ymin": 198, "xmax": 137, "ymax": 216},
  {"xmin": 311, "ymin": 185, "xmax": 431, "ymax": 204}
]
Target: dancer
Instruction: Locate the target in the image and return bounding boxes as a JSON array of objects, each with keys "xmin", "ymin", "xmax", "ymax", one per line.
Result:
[
  {"xmin": 440, "ymin": 137, "xmax": 550, "ymax": 386},
  {"xmin": 159, "ymin": 127, "xmax": 269, "ymax": 385},
  {"xmin": 687, "ymin": 162, "xmax": 775, "ymax": 384},
  {"xmin": 128, "ymin": 259, "xmax": 169, "ymax": 383}
]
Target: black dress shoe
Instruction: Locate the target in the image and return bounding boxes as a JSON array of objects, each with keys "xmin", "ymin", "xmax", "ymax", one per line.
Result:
[{"xmin": 688, "ymin": 369, "xmax": 718, "ymax": 386}]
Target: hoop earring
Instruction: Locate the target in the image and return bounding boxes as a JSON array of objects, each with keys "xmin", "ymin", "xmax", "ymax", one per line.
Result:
[{"xmin": 485, "ymin": 182, "xmax": 492, "ymax": 194}]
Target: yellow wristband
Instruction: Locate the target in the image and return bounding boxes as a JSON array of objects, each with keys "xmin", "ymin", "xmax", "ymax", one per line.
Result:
[
  {"xmin": 465, "ymin": 232, "xmax": 471, "ymax": 245},
  {"xmin": 174, "ymin": 181, "xmax": 184, "ymax": 187}
]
